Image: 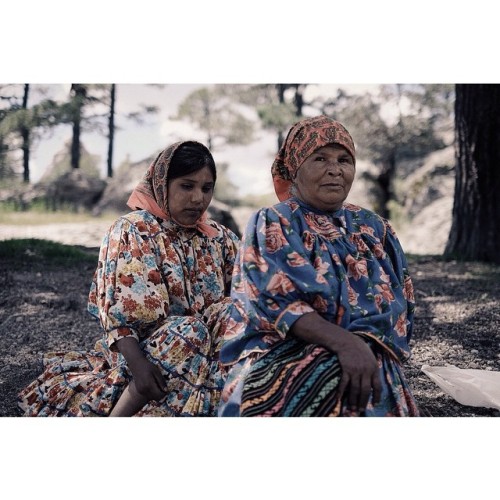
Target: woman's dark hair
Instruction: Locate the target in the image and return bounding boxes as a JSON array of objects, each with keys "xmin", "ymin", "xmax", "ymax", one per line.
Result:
[{"xmin": 168, "ymin": 141, "xmax": 217, "ymax": 182}]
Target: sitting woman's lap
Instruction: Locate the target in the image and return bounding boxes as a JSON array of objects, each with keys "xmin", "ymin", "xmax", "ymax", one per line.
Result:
[{"xmin": 219, "ymin": 337, "xmax": 419, "ymax": 417}]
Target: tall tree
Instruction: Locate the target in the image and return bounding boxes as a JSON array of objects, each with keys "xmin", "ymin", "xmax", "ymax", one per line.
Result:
[
  {"xmin": 225, "ymin": 84, "xmax": 308, "ymax": 150},
  {"xmin": 316, "ymin": 84, "xmax": 451, "ymax": 218},
  {"xmin": 1, "ymin": 83, "xmax": 157, "ymax": 184},
  {"xmin": 65, "ymin": 83, "xmax": 158, "ymax": 176},
  {"xmin": 0, "ymin": 86, "xmax": 17, "ymax": 182},
  {"xmin": 107, "ymin": 83, "xmax": 116, "ymax": 178},
  {"xmin": 444, "ymin": 84, "xmax": 500, "ymax": 263},
  {"xmin": 21, "ymin": 84, "xmax": 30, "ymax": 183},
  {"xmin": 0, "ymin": 84, "xmax": 61, "ymax": 184},
  {"xmin": 69, "ymin": 84, "xmax": 87, "ymax": 169},
  {"xmin": 260, "ymin": 84, "xmax": 306, "ymax": 150},
  {"xmin": 66, "ymin": 83, "xmax": 112, "ymax": 171},
  {"xmin": 98, "ymin": 83, "xmax": 159, "ymax": 178},
  {"xmin": 175, "ymin": 86, "xmax": 255, "ymax": 150}
]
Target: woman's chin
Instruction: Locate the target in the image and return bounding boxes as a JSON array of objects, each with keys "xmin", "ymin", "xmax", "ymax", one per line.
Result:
[{"xmin": 174, "ymin": 212, "xmax": 203, "ymax": 226}]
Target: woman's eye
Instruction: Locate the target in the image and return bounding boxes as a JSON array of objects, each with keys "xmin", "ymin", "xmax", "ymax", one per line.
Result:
[
  {"xmin": 202, "ymin": 186, "xmax": 213, "ymax": 193},
  {"xmin": 181, "ymin": 184, "xmax": 193, "ymax": 190},
  {"xmin": 315, "ymin": 156, "xmax": 326, "ymax": 162}
]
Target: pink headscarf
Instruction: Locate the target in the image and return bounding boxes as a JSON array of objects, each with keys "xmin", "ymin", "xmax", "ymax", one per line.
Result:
[
  {"xmin": 127, "ymin": 141, "xmax": 218, "ymax": 237},
  {"xmin": 271, "ymin": 115, "xmax": 356, "ymax": 202}
]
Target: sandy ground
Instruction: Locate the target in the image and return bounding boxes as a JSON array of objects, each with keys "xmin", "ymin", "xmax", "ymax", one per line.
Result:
[
  {"xmin": 0, "ymin": 202, "xmax": 449, "ymax": 256},
  {"xmin": 0, "ymin": 207, "xmax": 255, "ymax": 248},
  {"xmin": 0, "ymin": 221, "xmax": 113, "ymax": 247}
]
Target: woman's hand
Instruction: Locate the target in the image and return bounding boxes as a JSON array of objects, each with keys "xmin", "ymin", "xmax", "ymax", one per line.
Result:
[
  {"xmin": 290, "ymin": 312, "xmax": 382, "ymax": 413},
  {"xmin": 115, "ymin": 337, "xmax": 168, "ymax": 402},
  {"xmin": 335, "ymin": 334, "xmax": 382, "ymax": 413},
  {"xmin": 127, "ymin": 356, "xmax": 169, "ymax": 402}
]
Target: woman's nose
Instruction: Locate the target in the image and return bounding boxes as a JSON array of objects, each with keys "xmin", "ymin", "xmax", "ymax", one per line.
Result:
[
  {"xmin": 326, "ymin": 162, "xmax": 342, "ymax": 175},
  {"xmin": 190, "ymin": 188, "xmax": 204, "ymax": 204}
]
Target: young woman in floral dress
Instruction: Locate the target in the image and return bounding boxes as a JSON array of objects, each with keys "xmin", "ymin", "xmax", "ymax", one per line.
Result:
[{"xmin": 19, "ymin": 140, "xmax": 239, "ymax": 417}]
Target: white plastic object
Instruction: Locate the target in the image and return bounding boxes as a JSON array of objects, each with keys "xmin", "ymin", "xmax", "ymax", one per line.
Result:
[{"xmin": 421, "ymin": 364, "xmax": 500, "ymax": 410}]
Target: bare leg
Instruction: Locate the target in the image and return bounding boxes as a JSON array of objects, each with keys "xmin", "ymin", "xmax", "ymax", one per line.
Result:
[{"xmin": 109, "ymin": 381, "xmax": 148, "ymax": 417}]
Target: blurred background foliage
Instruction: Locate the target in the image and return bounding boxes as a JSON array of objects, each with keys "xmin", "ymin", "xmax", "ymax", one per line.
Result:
[{"xmin": 0, "ymin": 83, "xmax": 499, "ymax": 262}]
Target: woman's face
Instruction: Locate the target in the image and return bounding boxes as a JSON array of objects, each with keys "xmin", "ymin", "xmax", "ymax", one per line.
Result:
[
  {"xmin": 167, "ymin": 165, "xmax": 215, "ymax": 226},
  {"xmin": 293, "ymin": 144, "xmax": 355, "ymax": 212}
]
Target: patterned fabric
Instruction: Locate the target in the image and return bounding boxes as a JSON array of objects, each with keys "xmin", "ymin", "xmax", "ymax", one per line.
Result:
[
  {"xmin": 271, "ymin": 115, "xmax": 356, "ymax": 202},
  {"xmin": 19, "ymin": 305, "xmax": 231, "ymax": 417},
  {"xmin": 240, "ymin": 338, "xmax": 343, "ymax": 417},
  {"xmin": 19, "ymin": 186, "xmax": 240, "ymax": 416},
  {"xmin": 238, "ymin": 338, "xmax": 417, "ymax": 417},
  {"xmin": 218, "ymin": 198, "xmax": 419, "ymax": 417}
]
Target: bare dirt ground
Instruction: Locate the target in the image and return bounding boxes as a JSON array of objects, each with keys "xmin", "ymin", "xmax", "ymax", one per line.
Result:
[{"xmin": 1, "ymin": 223, "xmax": 500, "ymax": 417}]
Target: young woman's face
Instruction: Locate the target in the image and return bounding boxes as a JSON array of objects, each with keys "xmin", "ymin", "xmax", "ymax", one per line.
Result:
[
  {"xmin": 167, "ymin": 165, "xmax": 215, "ymax": 226},
  {"xmin": 293, "ymin": 144, "xmax": 355, "ymax": 212}
]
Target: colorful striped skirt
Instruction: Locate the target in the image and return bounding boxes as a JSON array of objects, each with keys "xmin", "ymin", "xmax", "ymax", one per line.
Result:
[{"xmin": 218, "ymin": 337, "xmax": 419, "ymax": 417}]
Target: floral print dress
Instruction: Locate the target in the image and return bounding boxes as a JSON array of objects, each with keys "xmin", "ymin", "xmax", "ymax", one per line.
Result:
[
  {"xmin": 18, "ymin": 210, "xmax": 239, "ymax": 417},
  {"xmin": 218, "ymin": 198, "xmax": 419, "ymax": 417}
]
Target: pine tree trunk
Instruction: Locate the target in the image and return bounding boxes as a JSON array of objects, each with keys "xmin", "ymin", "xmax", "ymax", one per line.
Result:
[
  {"xmin": 444, "ymin": 84, "xmax": 500, "ymax": 263},
  {"xmin": 71, "ymin": 120, "xmax": 81, "ymax": 169},
  {"xmin": 21, "ymin": 84, "xmax": 30, "ymax": 183},
  {"xmin": 277, "ymin": 84, "xmax": 286, "ymax": 150},
  {"xmin": 292, "ymin": 83, "xmax": 305, "ymax": 117},
  {"xmin": 107, "ymin": 83, "xmax": 116, "ymax": 178},
  {"xmin": 376, "ymin": 152, "xmax": 396, "ymax": 220},
  {"xmin": 70, "ymin": 84, "xmax": 86, "ymax": 169}
]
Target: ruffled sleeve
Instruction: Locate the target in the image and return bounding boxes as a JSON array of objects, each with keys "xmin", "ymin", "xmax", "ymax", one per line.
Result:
[
  {"xmin": 341, "ymin": 214, "xmax": 415, "ymax": 360},
  {"xmin": 87, "ymin": 215, "xmax": 170, "ymax": 350},
  {"xmin": 383, "ymin": 220, "xmax": 415, "ymax": 343}
]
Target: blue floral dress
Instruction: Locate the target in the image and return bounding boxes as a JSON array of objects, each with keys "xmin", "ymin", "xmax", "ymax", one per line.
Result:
[{"xmin": 218, "ymin": 198, "xmax": 419, "ymax": 417}]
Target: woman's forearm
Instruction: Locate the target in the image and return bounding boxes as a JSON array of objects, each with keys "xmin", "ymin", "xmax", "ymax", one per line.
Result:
[
  {"xmin": 290, "ymin": 311, "xmax": 355, "ymax": 353},
  {"xmin": 115, "ymin": 337, "xmax": 148, "ymax": 373},
  {"xmin": 114, "ymin": 336, "xmax": 168, "ymax": 401}
]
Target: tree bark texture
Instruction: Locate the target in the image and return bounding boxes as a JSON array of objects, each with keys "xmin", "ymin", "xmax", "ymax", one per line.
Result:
[
  {"xmin": 107, "ymin": 83, "xmax": 116, "ymax": 178},
  {"xmin": 445, "ymin": 84, "xmax": 500, "ymax": 263},
  {"xmin": 70, "ymin": 84, "xmax": 87, "ymax": 169},
  {"xmin": 21, "ymin": 84, "xmax": 30, "ymax": 183},
  {"xmin": 376, "ymin": 152, "xmax": 396, "ymax": 220},
  {"xmin": 276, "ymin": 84, "xmax": 286, "ymax": 150}
]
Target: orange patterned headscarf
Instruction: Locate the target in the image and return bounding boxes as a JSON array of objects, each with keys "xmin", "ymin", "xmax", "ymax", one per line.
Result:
[
  {"xmin": 271, "ymin": 115, "xmax": 356, "ymax": 202},
  {"xmin": 127, "ymin": 141, "xmax": 218, "ymax": 237}
]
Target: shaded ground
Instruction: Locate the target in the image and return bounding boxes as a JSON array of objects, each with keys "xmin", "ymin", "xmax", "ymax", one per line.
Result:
[
  {"xmin": 402, "ymin": 256, "xmax": 500, "ymax": 416},
  {"xmin": 1, "ymin": 241, "xmax": 499, "ymax": 417}
]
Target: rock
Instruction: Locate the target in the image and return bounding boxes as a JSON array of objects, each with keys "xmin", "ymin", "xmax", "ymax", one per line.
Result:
[
  {"xmin": 396, "ymin": 146, "xmax": 455, "ymax": 255},
  {"xmin": 401, "ymin": 147, "xmax": 455, "ymax": 219},
  {"xmin": 45, "ymin": 170, "xmax": 107, "ymax": 212}
]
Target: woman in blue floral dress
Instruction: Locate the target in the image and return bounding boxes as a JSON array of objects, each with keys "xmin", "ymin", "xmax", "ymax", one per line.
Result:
[
  {"xmin": 18, "ymin": 141, "xmax": 240, "ymax": 417},
  {"xmin": 219, "ymin": 116, "xmax": 419, "ymax": 417}
]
